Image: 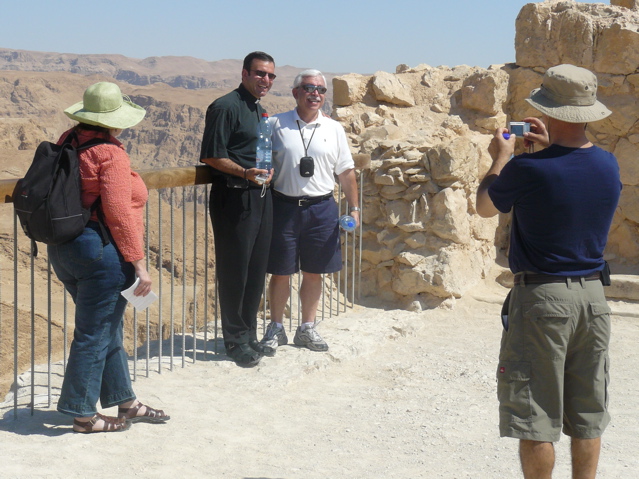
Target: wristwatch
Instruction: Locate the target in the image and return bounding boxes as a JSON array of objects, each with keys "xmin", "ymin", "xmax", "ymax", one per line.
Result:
[{"xmin": 349, "ymin": 206, "xmax": 361, "ymax": 212}]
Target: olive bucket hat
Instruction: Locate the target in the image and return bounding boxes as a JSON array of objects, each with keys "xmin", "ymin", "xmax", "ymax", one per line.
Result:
[
  {"xmin": 64, "ymin": 82, "xmax": 146, "ymax": 129},
  {"xmin": 525, "ymin": 64, "xmax": 611, "ymax": 123}
]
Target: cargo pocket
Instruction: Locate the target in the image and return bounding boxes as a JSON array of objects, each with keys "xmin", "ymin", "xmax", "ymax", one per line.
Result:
[
  {"xmin": 588, "ymin": 301, "xmax": 612, "ymax": 351},
  {"xmin": 497, "ymin": 360, "xmax": 533, "ymax": 423}
]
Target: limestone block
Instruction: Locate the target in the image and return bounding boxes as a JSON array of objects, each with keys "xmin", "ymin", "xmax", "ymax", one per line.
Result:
[
  {"xmin": 333, "ymin": 73, "xmax": 368, "ymax": 106},
  {"xmin": 613, "ymin": 138, "xmax": 639, "ymax": 185},
  {"xmin": 383, "ymin": 196, "xmax": 430, "ymax": 232},
  {"xmin": 605, "ymin": 274, "xmax": 639, "ymax": 300},
  {"xmin": 611, "ymin": 0, "xmax": 639, "ymax": 10},
  {"xmin": 594, "ymin": 22, "xmax": 639, "ymax": 74},
  {"xmin": 361, "ymin": 237, "xmax": 404, "ymax": 265},
  {"xmin": 588, "ymin": 94, "xmax": 639, "ymax": 136},
  {"xmin": 515, "ymin": 3, "xmax": 596, "ymax": 70},
  {"xmin": 428, "ymin": 136, "xmax": 480, "ymax": 186},
  {"xmin": 333, "ymin": 107, "xmax": 354, "ymax": 122},
  {"xmin": 390, "ymin": 247, "xmax": 484, "ymax": 298},
  {"xmin": 428, "ymin": 187, "xmax": 471, "ymax": 244},
  {"xmin": 403, "ymin": 184, "xmax": 430, "ymax": 202},
  {"xmin": 397, "ymin": 252, "xmax": 427, "ymax": 267},
  {"xmin": 380, "ymin": 184, "xmax": 408, "ymax": 200},
  {"xmin": 361, "ymin": 124, "xmax": 403, "ymax": 142},
  {"xmin": 461, "ymin": 69, "xmax": 509, "ymax": 116},
  {"xmin": 504, "ymin": 67, "xmax": 543, "ymax": 122},
  {"xmin": 617, "ymin": 186, "xmax": 639, "ymax": 223},
  {"xmin": 474, "ymin": 115, "xmax": 507, "ymax": 133},
  {"xmin": 404, "ymin": 232, "xmax": 428, "ymax": 249},
  {"xmin": 371, "ymin": 71, "xmax": 416, "ymax": 107},
  {"xmin": 362, "ymin": 112, "xmax": 384, "ymax": 127},
  {"xmin": 607, "ymin": 221, "xmax": 639, "ymax": 261},
  {"xmin": 377, "ymin": 229, "xmax": 405, "ymax": 248},
  {"xmin": 374, "ymin": 169, "xmax": 396, "ymax": 185}
]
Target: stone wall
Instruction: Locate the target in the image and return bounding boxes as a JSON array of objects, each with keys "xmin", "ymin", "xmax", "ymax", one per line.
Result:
[{"xmin": 333, "ymin": 0, "xmax": 639, "ymax": 309}]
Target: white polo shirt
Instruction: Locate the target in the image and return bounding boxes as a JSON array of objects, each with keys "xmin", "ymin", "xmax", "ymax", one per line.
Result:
[{"xmin": 270, "ymin": 109, "xmax": 354, "ymax": 197}]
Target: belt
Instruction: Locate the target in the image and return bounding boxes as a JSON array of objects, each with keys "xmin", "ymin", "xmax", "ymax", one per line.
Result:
[
  {"xmin": 514, "ymin": 271, "xmax": 601, "ymax": 286},
  {"xmin": 273, "ymin": 190, "xmax": 332, "ymax": 206}
]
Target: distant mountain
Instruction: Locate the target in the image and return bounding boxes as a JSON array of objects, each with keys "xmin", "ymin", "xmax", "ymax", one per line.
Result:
[
  {"xmin": 0, "ymin": 48, "xmax": 349, "ymax": 178},
  {"xmin": 0, "ymin": 48, "xmax": 341, "ymax": 97}
]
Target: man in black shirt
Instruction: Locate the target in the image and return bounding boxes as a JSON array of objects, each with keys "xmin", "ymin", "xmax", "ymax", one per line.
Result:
[{"xmin": 200, "ymin": 51, "xmax": 275, "ymax": 367}]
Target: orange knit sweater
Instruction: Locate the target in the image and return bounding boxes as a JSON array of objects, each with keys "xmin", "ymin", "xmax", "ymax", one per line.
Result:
[{"xmin": 58, "ymin": 129, "xmax": 148, "ymax": 262}]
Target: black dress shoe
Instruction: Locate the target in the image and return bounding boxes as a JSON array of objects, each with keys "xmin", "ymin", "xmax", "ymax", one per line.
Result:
[
  {"xmin": 249, "ymin": 339, "xmax": 275, "ymax": 357},
  {"xmin": 226, "ymin": 343, "xmax": 261, "ymax": 368}
]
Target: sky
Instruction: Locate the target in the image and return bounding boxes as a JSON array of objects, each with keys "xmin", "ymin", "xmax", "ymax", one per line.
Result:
[{"xmin": 1, "ymin": 0, "xmax": 595, "ymax": 75}]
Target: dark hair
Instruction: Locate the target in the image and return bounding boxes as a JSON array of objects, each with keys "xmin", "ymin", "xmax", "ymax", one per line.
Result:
[
  {"xmin": 73, "ymin": 123, "xmax": 111, "ymax": 134},
  {"xmin": 242, "ymin": 51, "xmax": 275, "ymax": 72}
]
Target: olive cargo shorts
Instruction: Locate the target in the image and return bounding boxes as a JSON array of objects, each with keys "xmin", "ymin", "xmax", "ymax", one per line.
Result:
[{"xmin": 497, "ymin": 277, "xmax": 611, "ymax": 442}]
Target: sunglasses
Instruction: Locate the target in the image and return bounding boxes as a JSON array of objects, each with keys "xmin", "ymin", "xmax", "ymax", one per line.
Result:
[
  {"xmin": 300, "ymin": 84, "xmax": 327, "ymax": 94},
  {"xmin": 251, "ymin": 69, "xmax": 277, "ymax": 80}
]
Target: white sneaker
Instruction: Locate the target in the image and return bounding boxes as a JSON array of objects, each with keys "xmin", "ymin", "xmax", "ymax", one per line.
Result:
[
  {"xmin": 293, "ymin": 325, "xmax": 328, "ymax": 352},
  {"xmin": 259, "ymin": 322, "xmax": 288, "ymax": 356}
]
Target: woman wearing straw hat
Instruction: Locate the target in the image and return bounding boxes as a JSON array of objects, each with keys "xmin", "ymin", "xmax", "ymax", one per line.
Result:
[{"xmin": 48, "ymin": 82, "xmax": 170, "ymax": 433}]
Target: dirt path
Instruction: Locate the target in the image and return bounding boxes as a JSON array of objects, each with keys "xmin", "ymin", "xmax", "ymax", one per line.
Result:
[{"xmin": 1, "ymin": 284, "xmax": 637, "ymax": 478}]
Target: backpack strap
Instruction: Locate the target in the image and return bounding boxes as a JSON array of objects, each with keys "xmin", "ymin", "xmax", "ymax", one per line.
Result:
[{"xmin": 77, "ymin": 135, "xmax": 117, "ymax": 247}]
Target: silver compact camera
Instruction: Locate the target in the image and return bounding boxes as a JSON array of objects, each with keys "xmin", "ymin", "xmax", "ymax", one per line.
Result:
[{"xmin": 509, "ymin": 121, "xmax": 531, "ymax": 137}]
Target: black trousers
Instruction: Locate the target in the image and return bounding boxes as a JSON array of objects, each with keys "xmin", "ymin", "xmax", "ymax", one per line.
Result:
[{"xmin": 209, "ymin": 183, "xmax": 272, "ymax": 346}]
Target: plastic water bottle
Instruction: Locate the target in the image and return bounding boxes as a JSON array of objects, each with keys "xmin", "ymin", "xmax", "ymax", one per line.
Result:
[
  {"xmin": 339, "ymin": 214, "xmax": 356, "ymax": 232},
  {"xmin": 256, "ymin": 113, "xmax": 271, "ymax": 183}
]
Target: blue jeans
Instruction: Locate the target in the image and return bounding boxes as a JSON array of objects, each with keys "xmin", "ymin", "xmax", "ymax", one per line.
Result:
[{"xmin": 48, "ymin": 222, "xmax": 136, "ymax": 417}]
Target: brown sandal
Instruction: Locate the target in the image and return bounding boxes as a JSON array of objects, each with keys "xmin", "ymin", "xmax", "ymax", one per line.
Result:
[
  {"xmin": 73, "ymin": 413, "xmax": 130, "ymax": 433},
  {"xmin": 118, "ymin": 402, "xmax": 170, "ymax": 424}
]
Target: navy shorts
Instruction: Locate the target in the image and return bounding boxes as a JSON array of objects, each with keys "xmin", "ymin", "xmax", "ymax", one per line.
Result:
[{"xmin": 267, "ymin": 195, "xmax": 342, "ymax": 275}]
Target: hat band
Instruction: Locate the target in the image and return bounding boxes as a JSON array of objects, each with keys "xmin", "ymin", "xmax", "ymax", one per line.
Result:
[
  {"xmin": 539, "ymin": 85, "xmax": 596, "ymax": 107},
  {"xmin": 87, "ymin": 94, "xmax": 132, "ymax": 114}
]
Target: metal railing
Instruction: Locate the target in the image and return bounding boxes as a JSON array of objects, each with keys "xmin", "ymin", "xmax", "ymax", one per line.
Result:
[{"xmin": 0, "ymin": 165, "xmax": 362, "ymax": 419}]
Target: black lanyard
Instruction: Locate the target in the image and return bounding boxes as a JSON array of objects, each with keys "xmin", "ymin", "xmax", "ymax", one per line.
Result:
[{"xmin": 296, "ymin": 120, "xmax": 318, "ymax": 157}]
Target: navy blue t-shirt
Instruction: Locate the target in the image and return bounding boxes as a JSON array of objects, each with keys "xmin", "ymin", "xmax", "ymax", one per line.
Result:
[{"xmin": 488, "ymin": 144, "xmax": 621, "ymax": 276}]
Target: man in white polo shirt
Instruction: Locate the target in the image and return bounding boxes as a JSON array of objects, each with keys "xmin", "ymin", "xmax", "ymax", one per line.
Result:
[{"xmin": 258, "ymin": 69, "xmax": 359, "ymax": 354}]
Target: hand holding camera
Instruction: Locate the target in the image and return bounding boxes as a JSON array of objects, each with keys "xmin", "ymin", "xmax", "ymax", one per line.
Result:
[{"xmin": 520, "ymin": 117, "xmax": 550, "ymax": 149}]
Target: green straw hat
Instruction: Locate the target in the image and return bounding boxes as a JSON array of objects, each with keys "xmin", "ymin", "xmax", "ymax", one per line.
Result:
[
  {"xmin": 525, "ymin": 64, "xmax": 611, "ymax": 123},
  {"xmin": 64, "ymin": 82, "xmax": 146, "ymax": 129}
]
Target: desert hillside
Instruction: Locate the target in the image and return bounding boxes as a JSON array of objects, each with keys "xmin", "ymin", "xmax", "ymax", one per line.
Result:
[{"xmin": 0, "ymin": 47, "xmax": 340, "ymax": 178}]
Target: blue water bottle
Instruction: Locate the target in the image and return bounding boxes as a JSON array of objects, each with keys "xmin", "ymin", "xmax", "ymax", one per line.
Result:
[
  {"xmin": 339, "ymin": 214, "xmax": 356, "ymax": 232},
  {"xmin": 255, "ymin": 113, "xmax": 271, "ymax": 184}
]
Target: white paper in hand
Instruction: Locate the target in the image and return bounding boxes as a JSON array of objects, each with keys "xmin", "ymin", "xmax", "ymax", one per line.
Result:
[{"xmin": 120, "ymin": 277, "xmax": 158, "ymax": 311}]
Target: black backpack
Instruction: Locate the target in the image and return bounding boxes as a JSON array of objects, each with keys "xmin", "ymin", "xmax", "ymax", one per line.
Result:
[{"xmin": 13, "ymin": 132, "xmax": 112, "ymax": 254}]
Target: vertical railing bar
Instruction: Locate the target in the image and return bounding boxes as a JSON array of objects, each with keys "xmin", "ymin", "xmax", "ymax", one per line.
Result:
[
  {"xmin": 336, "ymin": 184, "xmax": 342, "ymax": 317},
  {"xmin": 214, "ymin": 276, "xmax": 219, "ymax": 355},
  {"xmin": 132, "ymin": 309, "xmax": 137, "ymax": 382},
  {"xmin": 203, "ymin": 187, "xmax": 209, "ymax": 358},
  {"xmin": 262, "ymin": 277, "xmax": 267, "ymax": 332},
  {"xmin": 182, "ymin": 189, "xmax": 186, "ymax": 367},
  {"xmin": 13, "ymin": 212, "xmax": 19, "ymax": 418},
  {"xmin": 358, "ymin": 172, "xmax": 363, "ymax": 300},
  {"xmin": 192, "ymin": 186, "xmax": 198, "ymax": 364},
  {"xmin": 351, "ymin": 222, "xmax": 356, "ymax": 308},
  {"xmin": 158, "ymin": 191, "xmax": 163, "ymax": 374},
  {"xmin": 63, "ymin": 290, "xmax": 68, "ymax": 369},
  {"xmin": 47, "ymin": 258, "xmax": 52, "ymax": 407},
  {"xmin": 320, "ymin": 274, "xmax": 326, "ymax": 324},
  {"xmin": 170, "ymin": 188, "xmax": 175, "ymax": 370},
  {"xmin": 145, "ymin": 202, "xmax": 150, "ymax": 378},
  {"xmin": 30, "ymin": 242, "xmax": 35, "ymax": 415},
  {"xmin": 297, "ymin": 271, "xmax": 302, "ymax": 328}
]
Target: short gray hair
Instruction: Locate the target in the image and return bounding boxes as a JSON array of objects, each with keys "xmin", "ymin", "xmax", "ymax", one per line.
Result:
[{"xmin": 293, "ymin": 69, "xmax": 327, "ymax": 89}]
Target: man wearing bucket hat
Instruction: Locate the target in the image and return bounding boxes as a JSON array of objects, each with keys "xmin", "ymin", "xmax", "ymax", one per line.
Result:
[
  {"xmin": 200, "ymin": 51, "xmax": 276, "ymax": 367},
  {"xmin": 476, "ymin": 64, "xmax": 621, "ymax": 478},
  {"xmin": 50, "ymin": 81, "xmax": 170, "ymax": 432}
]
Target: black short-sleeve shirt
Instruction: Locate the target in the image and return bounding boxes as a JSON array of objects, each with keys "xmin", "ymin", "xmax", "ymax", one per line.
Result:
[{"xmin": 199, "ymin": 83, "xmax": 266, "ymax": 172}]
